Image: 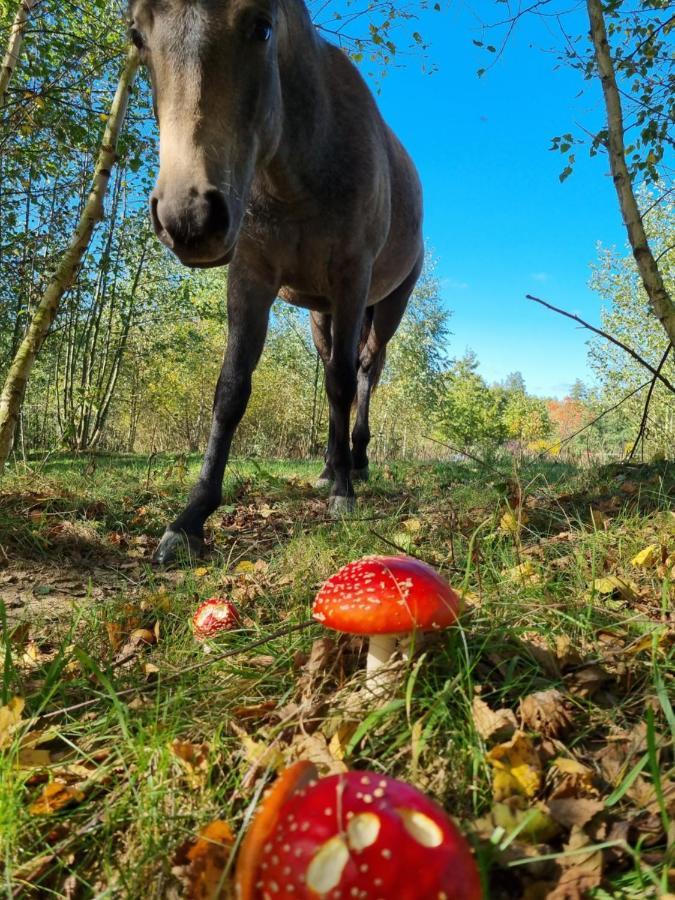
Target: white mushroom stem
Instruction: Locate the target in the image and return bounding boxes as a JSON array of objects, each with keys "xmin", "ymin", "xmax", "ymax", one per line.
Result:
[{"xmin": 366, "ymin": 634, "xmax": 398, "ymax": 672}]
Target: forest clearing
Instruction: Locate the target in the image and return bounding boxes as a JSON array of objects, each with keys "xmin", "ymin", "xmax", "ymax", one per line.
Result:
[{"xmin": 1, "ymin": 0, "xmax": 674, "ymax": 896}]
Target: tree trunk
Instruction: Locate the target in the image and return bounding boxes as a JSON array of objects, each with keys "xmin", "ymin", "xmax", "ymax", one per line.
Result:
[
  {"xmin": 0, "ymin": 48, "xmax": 139, "ymax": 473},
  {"xmin": 0, "ymin": 0, "xmax": 40, "ymax": 110},
  {"xmin": 586, "ymin": 0, "xmax": 675, "ymax": 347}
]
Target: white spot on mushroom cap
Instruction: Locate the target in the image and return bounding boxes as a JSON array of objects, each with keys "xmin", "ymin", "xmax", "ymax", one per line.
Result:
[
  {"xmin": 397, "ymin": 808, "xmax": 444, "ymax": 848},
  {"xmin": 306, "ymin": 835, "xmax": 350, "ymax": 893},
  {"xmin": 346, "ymin": 812, "xmax": 381, "ymax": 851}
]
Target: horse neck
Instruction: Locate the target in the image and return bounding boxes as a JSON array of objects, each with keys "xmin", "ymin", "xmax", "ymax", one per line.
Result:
[{"xmin": 262, "ymin": 0, "xmax": 333, "ymax": 196}]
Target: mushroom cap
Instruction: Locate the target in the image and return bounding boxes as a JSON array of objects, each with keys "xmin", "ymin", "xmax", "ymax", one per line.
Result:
[
  {"xmin": 312, "ymin": 555, "xmax": 460, "ymax": 636},
  {"xmin": 236, "ymin": 761, "xmax": 318, "ymax": 900},
  {"xmin": 250, "ymin": 770, "xmax": 482, "ymax": 899},
  {"xmin": 191, "ymin": 597, "xmax": 239, "ymax": 640}
]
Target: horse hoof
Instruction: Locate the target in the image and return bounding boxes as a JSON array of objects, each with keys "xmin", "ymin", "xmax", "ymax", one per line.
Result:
[
  {"xmin": 152, "ymin": 529, "xmax": 205, "ymax": 566},
  {"xmin": 351, "ymin": 466, "xmax": 369, "ymax": 482},
  {"xmin": 328, "ymin": 495, "xmax": 356, "ymax": 517}
]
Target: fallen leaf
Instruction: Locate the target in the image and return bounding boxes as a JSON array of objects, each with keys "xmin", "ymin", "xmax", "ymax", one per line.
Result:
[
  {"xmin": 500, "ymin": 509, "xmax": 529, "ymax": 535},
  {"xmin": 478, "ymin": 796, "xmax": 560, "ymax": 844},
  {"xmin": 565, "ymin": 663, "xmax": 613, "ymax": 699},
  {"xmin": 589, "ymin": 507, "xmax": 608, "ymax": 530},
  {"xmin": 487, "ymin": 731, "xmax": 542, "ymax": 800},
  {"xmin": 592, "ymin": 575, "xmax": 637, "ymax": 602},
  {"xmin": 230, "ymin": 723, "xmax": 284, "ymax": 774},
  {"xmin": 0, "ymin": 696, "xmax": 25, "ymax": 749},
  {"xmin": 550, "ymin": 758, "xmax": 598, "ymax": 800},
  {"xmin": 546, "ymin": 826, "xmax": 603, "ymax": 899},
  {"xmin": 630, "ymin": 544, "xmax": 660, "ymax": 568},
  {"xmin": 503, "ymin": 561, "xmax": 540, "ymax": 584},
  {"xmin": 547, "ymin": 797, "xmax": 604, "ymax": 829},
  {"xmin": 286, "ymin": 732, "xmax": 348, "ymax": 776},
  {"xmin": 472, "ymin": 696, "xmax": 518, "ymax": 743},
  {"xmin": 173, "ymin": 819, "xmax": 234, "ymax": 900},
  {"xmin": 519, "ymin": 690, "xmax": 572, "ymax": 738},
  {"xmin": 170, "ymin": 740, "xmax": 211, "ymax": 790},
  {"xmin": 29, "ymin": 781, "xmax": 85, "ymax": 816}
]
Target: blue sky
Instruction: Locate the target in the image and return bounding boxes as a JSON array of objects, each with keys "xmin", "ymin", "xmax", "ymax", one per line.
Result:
[{"xmin": 350, "ymin": 2, "xmax": 628, "ymax": 397}]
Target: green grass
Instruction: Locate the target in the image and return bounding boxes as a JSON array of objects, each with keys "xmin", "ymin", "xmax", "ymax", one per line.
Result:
[{"xmin": 0, "ymin": 453, "xmax": 673, "ymax": 897}]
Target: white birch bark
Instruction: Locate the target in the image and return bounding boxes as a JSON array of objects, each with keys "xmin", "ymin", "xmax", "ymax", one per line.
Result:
[
  {"xmin": 0, "ymin": 48, "xmax": 140, "ymax": 472},
  {"xmin": 0, "ymin": 0, "xmax": 40, "ymax": 110},
  {"xmin": 586, "ymin": 0, "xmax": 675, "ymax": 347}
]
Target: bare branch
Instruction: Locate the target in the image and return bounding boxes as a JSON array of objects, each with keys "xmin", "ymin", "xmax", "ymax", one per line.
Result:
[
  {"xmin": 526, "ymin": 294, "xmax": 675, "ymax": 393},
  {"xmin": 627, "ymin": 343, "xmax": 672, "ymax": 461}
]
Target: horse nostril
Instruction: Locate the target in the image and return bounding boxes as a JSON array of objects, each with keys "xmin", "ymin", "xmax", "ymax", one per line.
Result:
[
  {"xmin": 150, "ymin": 195, "xmax": 173, "ymax": 244},
  {"xmin": 204, "ymin": 189, "xmax": 229, "ymax": 237}
]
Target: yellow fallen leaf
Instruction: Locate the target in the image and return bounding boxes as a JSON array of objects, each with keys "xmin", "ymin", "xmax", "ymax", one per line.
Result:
[
  {"xmin": 170, "ymin": 739, "xmax": 210, "ymax": 790},
  {"xmin": 17, "ymin": 748, "xmax": 52, "ymax": 769},
  {"xmin": 29, "ymin": 781, "xmax": 85, "ymax": 816},
  {"xmin": 592, "ymin": 575, "xmax": 637, "ymax": 601},
  {"xmin": 503, "ymin": 560, "xmax": 540, "ymax": 583},
  {"xmin": 499, "ymin": 509, "xmax": 529, "ymax": 535},
  {"xmin": 234, "ymin": 560, "xmax": 256, "ymax": 574},
  {"xmin": 0, "ymin": 697, "xmax": 25, "ymax": 750},
  {"xmin": 193, "ymin": 566, "xmax": 210, "ymax": 579},
  {"xmin": 231, "ymin": 723, "xmax": 284, "ymax": 773},
  {"xmin": 487, "ymin": 731, "xmax": 542, "ymax": 800},
  {"xmin": 630, "ymin": 544, "xmax": 659, "ymax": 568},
  {"xmin": 402, "ymin": 517, "xmax": 422, "ymax": 533}
]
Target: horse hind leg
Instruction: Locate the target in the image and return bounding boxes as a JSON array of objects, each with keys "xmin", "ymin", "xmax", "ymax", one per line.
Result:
[
  {"xmin": 310, "ymin": 311, "xmax": 335, "ymax": 487},
  {"xmin": 350, "ymin": 254, "xmax": 423, "ymax": 481}
]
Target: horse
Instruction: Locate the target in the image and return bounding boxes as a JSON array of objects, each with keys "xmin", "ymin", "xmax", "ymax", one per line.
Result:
[{"xmin": 127, "ymin": 0, "xmax": 424, "ymax": 564}]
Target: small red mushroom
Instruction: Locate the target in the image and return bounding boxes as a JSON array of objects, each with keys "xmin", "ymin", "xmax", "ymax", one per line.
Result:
[
  {"xmin": 312, "ymin": 555, "xmax": 460, "ymax": 672},
  {"xmin": 191, "ymin": 597, "xmax": 239, "ymax": 640},
  {"xmin": 236, "ymin": 768, "xmax": 482, "ymax": 900}
]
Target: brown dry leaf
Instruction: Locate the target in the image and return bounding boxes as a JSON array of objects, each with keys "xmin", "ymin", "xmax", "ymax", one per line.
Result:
[
  {"xmin": 230, "ymin": 722, "xmax": 284, "ymax": 773},
  {"xmin": 565, "ymin": 663, "xmax": 612, "ymax": 699},
  {"xmin": 29, "ymin": 781, "xmax": 85, "ymax": 816},
  {"xmin": 547, "ymin": 797, "xmax": 604, "ymax": 829},
  {"xmin": 589, "ymin": 507, "xmax": 608, "ymax": 530},
  {"xmin": 546, "ymin": 826, "xmax": 603, "ymax": 900},
  {"xmin": 487, "ymin": 731, "xmax": 542, "ymax": 801},
  {"xmin": 286, "ymin": 732, "xmax": 348, "ymax": 776},
  {"xmin": 297, "ymin": 637, "xmax": 336, "ymax": 701},
  {"xmin": 0, "ymin": 696, "xmax": 25, "ymax": 749},
  {"xmin": 627, "ymin": 775, "xmax": 675, "ymax": 816},
  {"xmin": 472, "ymin": 695, "xmax": 518, "ymax": 743},
  {"xmin": 170, "ymin": 740, "xmax": 211, "ymax": 790},
  {"xmin": 17, "ymin": 747, "xmax": 52, "ymax": 768},
  {"xmin": 520, "ymin": 690, "xmax": 573, "ymax": 738},
  {"xmin": 550, "ymin": 758, "xmax": 598, "ymax": 800},
  {"xmin": 519, "ymin": 633, "xmax": 582, "ymax": 679},
  {"xmin": 231, "ymin": 700, "xmax": 277, "ymax": 721},
  {"xmin": 173, "ymin": 820, "xmax": 234, "ymax": 900},
  {"xmin": 105, "ymin": 621, "xmax": 124, "ymax": 651}
]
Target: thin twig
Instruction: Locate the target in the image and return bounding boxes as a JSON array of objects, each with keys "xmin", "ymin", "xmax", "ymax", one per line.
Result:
[
  {"xmin": 526, "ymin": 294, "xmax": 675, "ymax": 393},
  {"xmin": 421, "ymin": 435, "xmax": 502, "ymax": 476},
  {"xmin": 41, "ymin": 619, "xmax": 317, "ymax": 721},
  {"xmin": 627, "ymin": 344, "xmax": 672, "ymax": 461}
]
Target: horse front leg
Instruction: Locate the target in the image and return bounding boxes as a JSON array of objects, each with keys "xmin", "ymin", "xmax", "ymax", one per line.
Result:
[
  {"xmin": 324, "ymin": 279, "xmax": 368, "ymax": 515},
  {"xmin": 153, "ymin": 271, "xmax": 275, "ymax": 565}
]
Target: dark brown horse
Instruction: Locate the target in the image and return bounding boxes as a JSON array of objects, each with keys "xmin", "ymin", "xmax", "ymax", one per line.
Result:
[{"xmin": 128, "ymin": 0, "xmax": 423, "ymax": 564}]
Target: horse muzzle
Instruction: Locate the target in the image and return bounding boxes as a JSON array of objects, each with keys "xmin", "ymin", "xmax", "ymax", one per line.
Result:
[{"xmin": 150, "ymin": 186, "xmax": 236, "ymax": 268}]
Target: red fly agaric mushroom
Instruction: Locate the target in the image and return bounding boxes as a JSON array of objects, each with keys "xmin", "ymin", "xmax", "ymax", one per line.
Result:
[
  {"xmin": 191, "ymin": 597, "xmax": 239, "ymax": 640},
  {"xmin": 312, "ymin": 555, "xmax": 460, "ymax": 672},
  {"xmin": 235, "ymin": 768, "xmax": 482, "ymax": 900}
]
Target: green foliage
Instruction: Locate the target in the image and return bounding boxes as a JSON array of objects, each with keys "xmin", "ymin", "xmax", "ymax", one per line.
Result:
[
  {"xmin": 588, "ymin": 189, "xmax": 674, "ymax": 458},
  {"xmin": 436, "ymin": 351, "xmax": 506, "ymax": 450}
]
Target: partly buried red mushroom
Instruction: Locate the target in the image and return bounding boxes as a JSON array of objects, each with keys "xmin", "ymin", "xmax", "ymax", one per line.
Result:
[
  {"xmin": 235, "ymin": 764, "xmax": 482, "ymax": 899},
  {"xmin": 312, "ymin": 555, "xmax": 461, "ymax": 672},
  {"xmin": 191, "ymin": 597, "xmax": 239, "ymax": 641}
]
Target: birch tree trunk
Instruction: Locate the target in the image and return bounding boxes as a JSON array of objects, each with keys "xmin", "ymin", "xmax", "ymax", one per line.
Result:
[
  {"xmin": 586, "ymin": 0, "xmax": 675, "ymax": 347},
  {"xmin": 0, "ymin": 47, "xmax": 139, "ymax": 473},
  {"xmin": 0, "ymin": 0, "xmax": 40, "ymax": 110}
]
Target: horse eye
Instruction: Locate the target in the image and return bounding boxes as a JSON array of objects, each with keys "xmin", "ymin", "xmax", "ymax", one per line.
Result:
[
  {"xmin": 129, "ymin": 27, "xmax": 145, "ymax": 50},
  {"xmin": 251, "ymin": 18, "xmax": 272, "ymax": 41}
]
